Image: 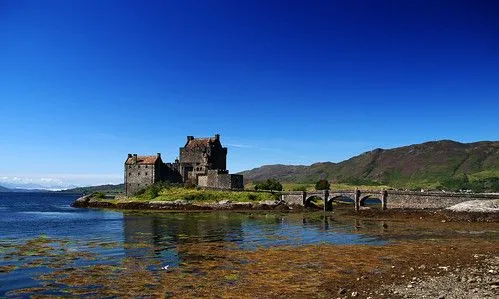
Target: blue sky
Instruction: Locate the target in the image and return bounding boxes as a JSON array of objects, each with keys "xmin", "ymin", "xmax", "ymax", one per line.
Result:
[{"xmin": 1, "ymin": 0, "xmax": 498, "ymax": 188}]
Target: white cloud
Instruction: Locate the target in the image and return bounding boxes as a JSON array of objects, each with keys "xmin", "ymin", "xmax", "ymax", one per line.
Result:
[{"xmin": 0, "ymin": 174, "xmax": 122, "ymax": 190}]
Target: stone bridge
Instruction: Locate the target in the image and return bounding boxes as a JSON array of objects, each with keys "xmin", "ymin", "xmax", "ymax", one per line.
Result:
[{"xmin": 280, "ymin": 190, "xmax": 499, "ymax": 211}]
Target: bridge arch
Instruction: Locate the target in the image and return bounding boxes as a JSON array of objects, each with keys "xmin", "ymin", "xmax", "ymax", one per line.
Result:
[
  {"xmin": 329, "ymin": 195, "xmax": 355, "ymax": 204},
  {"xmin": 305, "ymin": 195, "xmax": 325, "ymax": 208},
  {"xmin": 359, "ymin": 194, "xmax": 384, "ymax": 209}
]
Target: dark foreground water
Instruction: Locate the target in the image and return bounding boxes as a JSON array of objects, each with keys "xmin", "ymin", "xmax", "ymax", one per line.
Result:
[{"xmin": 0, "ymin": 192, "xmax": 388, "ymax": 297}]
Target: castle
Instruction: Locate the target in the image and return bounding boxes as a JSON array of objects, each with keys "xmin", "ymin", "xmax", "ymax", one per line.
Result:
[{"xmin": 124, "ymin": 134, "xmax": 243, "ymax": 196}]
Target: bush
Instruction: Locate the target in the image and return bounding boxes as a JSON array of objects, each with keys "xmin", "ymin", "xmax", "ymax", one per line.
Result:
[
  {"xmin": 92, "ymin": 191, "xmax": 106, "ymax": 199},
  {"xmin": 315, "ymin": 179, "xmax": 330, "ymax": 190},
  {"xmin": 292, "ymin": 186, "xmax": 307, "ymax": 191},
  {"xmin": 254, "ymin": 179, "xmax": 283, "ymax": 191}
]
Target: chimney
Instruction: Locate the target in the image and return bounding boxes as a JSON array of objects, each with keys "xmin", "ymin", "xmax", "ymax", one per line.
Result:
[
  {"xmin": 187, "ymin": 136, "xmax": 194, "ymax": 142},
  {"xmin": 133, "ymin": 154, "xmax": 137, "ymax": 163},
  {"xmin": 128, "ymin": 153, "xmax": 132, "ymax": 158},
  {"xmin": 215, "ymin": 134, "xmax": 220, "ymax": 140},
  {"xmin": 157, "ymin": 153, "xmax": 161, "ymax": 158}
]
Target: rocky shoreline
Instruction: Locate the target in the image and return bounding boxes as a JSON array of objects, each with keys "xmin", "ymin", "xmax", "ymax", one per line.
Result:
[
  {"xmin": 383, "ymin": 255, "xmax": 499, "ymax": 299},
  {"xmin": 71, "ymin": 195, "xmax": 299, "ymax": 211}
]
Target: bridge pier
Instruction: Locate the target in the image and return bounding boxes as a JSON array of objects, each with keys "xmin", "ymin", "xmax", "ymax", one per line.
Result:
[
  {"xmin": 354, "ymin": 189, "xmax": 361, "ymax": 211},
  {"xmin": 381, "ymin": 190, "xmax": 388, "ymax": 210},
  {"xmin": 323, "ymin": 190, "xmax": 330, "ymax": 212}
]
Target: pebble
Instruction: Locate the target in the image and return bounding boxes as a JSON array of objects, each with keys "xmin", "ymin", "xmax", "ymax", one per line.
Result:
[{"xmin": 351, "ymin": 291, "xmax": 358, "ymax": 297}]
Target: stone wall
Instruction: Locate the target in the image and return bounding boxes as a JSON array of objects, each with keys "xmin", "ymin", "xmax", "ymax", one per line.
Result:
[
  {"xmin": 387, "ymin": 191, "xmax": 499, "ymax": 209},
  {"xmin": 281, "ymin": 191, "xmax": 305, "ymax": 206},
  {"xmin": 197, "ymin": 170, "xmax": 243, "ymax": 190},
  {"xmin": 125, "ymin": 163, "xmax": 156, "ymax": 196}
]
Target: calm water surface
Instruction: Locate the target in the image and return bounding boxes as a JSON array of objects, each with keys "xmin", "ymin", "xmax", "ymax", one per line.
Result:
[{"xmin": 0, "ymin": 192, "xmax": 391, "ymax": 296}]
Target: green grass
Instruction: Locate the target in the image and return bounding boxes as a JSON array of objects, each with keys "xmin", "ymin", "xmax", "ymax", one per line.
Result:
[{"xmin": 124, "ymin": 186, "xmax": 279, "ymax": 203}]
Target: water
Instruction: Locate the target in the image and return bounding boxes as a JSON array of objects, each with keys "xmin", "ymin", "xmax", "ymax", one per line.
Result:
[{"xmin": 0, "ymin": 192, "xmax": 386, "ymax": 296}]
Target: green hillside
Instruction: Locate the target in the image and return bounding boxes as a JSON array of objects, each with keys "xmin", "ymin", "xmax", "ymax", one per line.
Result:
[
  {"xmin": 240, "ymin": 140, "xmax": 499, "ymax": 192},
  {"xmin": 59, "ymin": 184, "xmax": 124, "ymax": 195}
]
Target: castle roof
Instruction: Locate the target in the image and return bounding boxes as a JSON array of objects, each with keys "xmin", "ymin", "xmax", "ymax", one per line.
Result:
[
  {"xmin": 125, "ymin": 155, "xmax": 160, "ymax": 165},
  {"xmin": 186, "ymin": 137, "xmax": 218, "ymax": 149}
]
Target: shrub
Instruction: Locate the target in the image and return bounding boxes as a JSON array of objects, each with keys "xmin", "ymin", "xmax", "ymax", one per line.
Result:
[
  {"xmin": 315, "ymin": 179, "xmax": 330, "ymax": 190},
  {"xmin": 92, "ymin": 191, "xmax": 106, "ymax": 199},
  {"xmin": 254, "ymin": 179, "xmax": 283, "ymax": 191}
]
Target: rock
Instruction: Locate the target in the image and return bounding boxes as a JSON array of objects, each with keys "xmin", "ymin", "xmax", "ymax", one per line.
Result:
[
  {"xmin": 218, "ymin": 200, "xmax": 232, "ymax": 205},
  {"xmin": 407, "ymin": 283, "xmax": 413, "ymax": 288},
  {"xmin": 438, "ymin": 295, "xmax": 446, "ymax": 299},
  {"xmin": 259, "ymin": 200, "xmax": 278, "ymax": 206},
  {"xmin": 173, "ymin": 199, "xmax": 188, "ymax": 205},
  {"xmin": 351, "ymin": 291, "xmax": 358, "ymax": 297},
  {"xmin": 338, "ymin": 288, "xmax": 346, "ymax": 295},
  {"xmin": 446, "ymin": 200, "xmax": 499, "ymax": 212},
  {"xmin": 232, "ymin": 202, "xmax": 253, "ymax": 208}
]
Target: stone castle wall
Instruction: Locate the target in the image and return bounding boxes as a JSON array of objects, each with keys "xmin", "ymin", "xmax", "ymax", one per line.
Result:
[
  {"xmin": 197, "ymin": 170, "xmax": 243, "ymax": 190},
  {"xmin": 125, "ymin": 163, "xmax": 156, "ymax": 196}
]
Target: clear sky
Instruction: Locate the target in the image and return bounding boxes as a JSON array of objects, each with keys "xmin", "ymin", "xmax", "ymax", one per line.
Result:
[{"xmin": 1, "ymin": 0, "xmax": 498, "ymax": 188}]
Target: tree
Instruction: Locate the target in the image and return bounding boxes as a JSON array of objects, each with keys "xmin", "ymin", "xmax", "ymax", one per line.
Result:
[
  {"xmin": 254, "ymin": 179, "xmax": 283, "ymax": 191},
  {"xmin": 315, "ymin": 179, "xmax": 330, "ymax": 190}
]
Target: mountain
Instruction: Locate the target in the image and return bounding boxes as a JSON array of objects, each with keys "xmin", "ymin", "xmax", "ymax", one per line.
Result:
[
  {"xmin": 58, "ymin": 184, "xmax": 124, "ymax": 195},
  {"xmin": 0, "ymin": 185, "xmax": 11, "ymax": 192},
  {"xmin": 240, "ymin": 140, "xmax": 499, "ymax": 191}
]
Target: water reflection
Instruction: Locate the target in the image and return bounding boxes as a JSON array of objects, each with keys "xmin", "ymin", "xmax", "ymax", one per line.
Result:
[{"xmin": 121, "ymin": 212, "xmax": 385, "ymax": 267}]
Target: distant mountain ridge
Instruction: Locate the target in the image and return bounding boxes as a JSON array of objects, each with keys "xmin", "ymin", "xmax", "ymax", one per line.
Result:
[
  {"xmin": 0, "ymin": 185, "xmax": 11, "ymax": 192},
  {"xmin": 239, "ymin": 140, "xmax": 499, "ymax": 191},
  {"xmin": 58, "ymin": 184, "xmax": 124, "ymax": 195}
]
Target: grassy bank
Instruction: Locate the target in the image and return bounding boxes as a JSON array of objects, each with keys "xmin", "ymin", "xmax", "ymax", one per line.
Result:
[{"xmin": 95, "ymin": 185, "xmax": 280, "ymax": 203}]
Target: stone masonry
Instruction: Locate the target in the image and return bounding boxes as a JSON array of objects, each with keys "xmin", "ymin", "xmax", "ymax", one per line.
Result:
[{"xmin": 124, "ymin": 134, "xmax": 243, "ymax": 196}]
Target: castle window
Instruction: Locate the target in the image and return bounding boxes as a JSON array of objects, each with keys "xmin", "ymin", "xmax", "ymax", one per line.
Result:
[
  {"xmin": 145, "ymin": 172, "xmax": 148, "ymax": 176},
  {"xmin": 138, "ymin": 172, "xmax": 141, "ymax": 176},
  {"xmin": 129, "ymin": 172, "xmax": 131, "ymax": 176}
]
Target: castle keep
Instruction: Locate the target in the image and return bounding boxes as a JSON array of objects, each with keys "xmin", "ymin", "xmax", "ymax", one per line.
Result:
[{"xmin": 124, "ymin": 134, "xmax": 243, "ymax": 196}]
